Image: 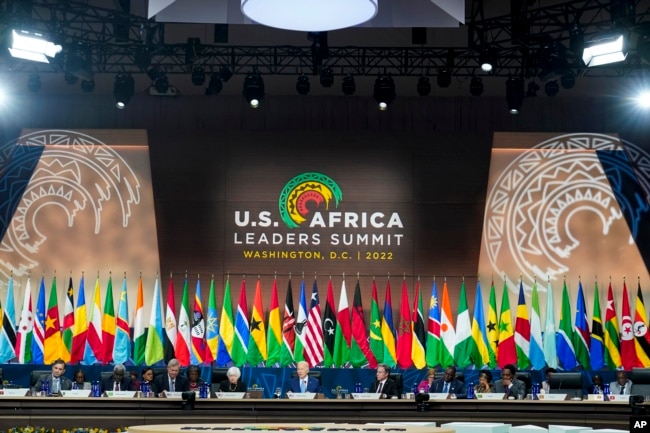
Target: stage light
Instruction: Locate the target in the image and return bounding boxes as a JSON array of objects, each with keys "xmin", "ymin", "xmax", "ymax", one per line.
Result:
[
  {"xmin": 342, "ymin": 74, "xmax": 355, "ymax": 95},
  {"xmin": 437, "ymin": 68, "xmax": 451, "ymax": 88},
  {"xmin": 526, "ymin": 81, "xmax": 540, "ymax": 97},
  {"xmin": 220, "ymin": 66, "xmax": 233, "ymax": 82},
  {"xmin": 469, "ymin": 76, "xmax": 483, "ymax": 96},
  {"xmin": 113, "ymin": 73, "xmax": 134, "ymax": 109},
  {"xmin": 636, "ymin": 91, "xmax": 650, "ymax": 109},
  {"xmin": 544, "ymin": 80, "xmax": 559, "ymax": 96},
  {"xmin": 561, "ymin": 71, "xmax": 575, "ymax": 89},
  {"xmin": 64, "ymin": 45, "xmax": 92, "ymax": 82},
  {"xmin": 506, "ymin": 76, "xmax": 524, "ymax": 114},
  {"xmin": 582, "ymin": 33, "xmax": 627, "ymax": 67},
  {"xmin": 416, "ymin": 77, "xmax": 431, "ymax": 96},
  {"xmin": 479, "ymin": 47, "xmax": 496, "ymax": 73},
  {"xmin": 191, "ymin": 67, "xmax": 206, "ymax": 86},
  {"xmin": 241, "ymin": 0, "xmax": 378, "ymax": 32},
  {"xmin": 154, "ymin": 73, "xmax": 169, "ymax": 93},
  {"xmin": 27, "ymin": 73, "xmax": 41, "ymax": 92},
  {"xmin": 80, "ymin": 79, "xmax": 95, "ymax": 93},
  {"xmin": 9, "ymin": 29, "xmax": 62, "ymax": 63},
  {"xmin": 296, "ymin": 75, "xmax": 310, "ymax": 95},
  {"xmin": 373, "ymin": 76, "xmax": 395, "ymax": 111},
  {"xmin": 205, "ymin": 74, "xmax": 223, "ymax": 95},
  {"xmin": 320, "ymin": 67, "xmax": 334, "ymax": 87},
  {"xmin": 243, "ymin": 74, "xmax": 264, "ymax": 108},
  {"xmin": 537, "ymin": 40, "xmax": 568, "ymax": 81},
  {"xmin": 64, "ymin": 72, "xmax": 78, "ymax": 85}
]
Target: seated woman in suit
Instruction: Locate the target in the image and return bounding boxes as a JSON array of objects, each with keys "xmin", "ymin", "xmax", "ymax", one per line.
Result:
[
  {"xmin": 187, "ymin": 365, "xmax": 206, "ymax": 391},
  {"xmin": 474, "ymin": 370, "xmax": 494, "ymax": 394},
  {"xmin": 219, "ymin": 366, "xmax": 247, "ymax": 392}
]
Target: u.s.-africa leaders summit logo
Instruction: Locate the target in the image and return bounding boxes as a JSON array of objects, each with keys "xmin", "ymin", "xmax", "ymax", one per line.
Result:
[{"xmin": 278, "ymin": 172, "xmax": 343, "ymax": 229}]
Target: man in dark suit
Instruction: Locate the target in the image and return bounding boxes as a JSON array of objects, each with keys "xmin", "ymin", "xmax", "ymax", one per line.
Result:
[
  {"xmin": 430, "ymin": 366, "xmax": 466, "ymax": 398},
  {"xmin": 493, "ymin": 364, "xmax": 527, "ymax": 399},
  {"xmin": 288, "ymin": 361, "xmax": 321, "ymax": 393},
  {"xmin": 100, "ymin": 364, "xmax": 133, "ymax": 393},
  {"xmin": 151, "ymin": 358, "xmax": 190, "ymax": 396},
  {"xmin": 35, "ymin": 359, "xmax": 73, "ymax": 395},
  {"xmin": 368, "ymin": 363, "xmax": 399, "ymax": 399}
]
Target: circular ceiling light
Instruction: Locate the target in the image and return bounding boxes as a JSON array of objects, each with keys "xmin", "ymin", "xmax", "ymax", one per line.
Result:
[{"xmin": 241, "ymin": 0, "xmax": 378, "ymax": 32}]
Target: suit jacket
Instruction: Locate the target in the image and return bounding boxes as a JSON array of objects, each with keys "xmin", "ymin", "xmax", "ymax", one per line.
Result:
[
  {"xmin": 609, "ymin": 379, "xmax": 633, "ymax": 395},
  {"xmin": 430, "ymin": 378, "xmax": 467, "ymax": 398},
  {"xmin": 100, "ymin": 376, "xmax": 133, "ymax": 393},
  {"xmin": 218, "ymin": 379, "xmax": 247, "ymax": 392},
  {"xmin": 151, "ymin": 374, "xmax": 191, "ymax": 395},
  {"xmin": 493, "ymin": 378, "xmax": 527, "ymax": 398},
  {"xmin": 369, "ymin": 378, "xmax": 399, "ymax": 398},
  {"xmin": 35, "ymin": 374, "xmax": 73, "ymax": 393},
  {"xmin": 288, "ymin": 376, "xmax": 321, "ymax": 393}
]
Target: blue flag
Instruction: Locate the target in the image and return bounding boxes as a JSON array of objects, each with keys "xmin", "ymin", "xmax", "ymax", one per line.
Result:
[
  {"xmin": 113, "ymin": 277, "xmax": 131, "ymax": 364},
  {"xmin": 573, "ymin": 281, "xmax": 591, "ymax": 369},
  {"xmin": 590, "ymin": 282, "xmax": 605, "ymax": 370},
  {"xmin": 0, "ymin": 276, "xmax": 17, "ymax": 363},
  {"xmin": 556, "ymin": 281, "xmax": 577, "ymax": 370},
  {"xmin": 31, "ymin": 276, "xmax": 46, "ymax": 365}
]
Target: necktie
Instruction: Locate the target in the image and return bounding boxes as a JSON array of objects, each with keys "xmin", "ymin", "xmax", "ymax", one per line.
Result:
[
  {"xmin": 620, "ymin": 385, "xmax": 625, "ymax": 395},
  {"xmin": 52, "ymin": 378, "xmax": 59, "ymax": 393},
  {"xmin": 301, "ymin": 380, "xmax": 306, "ymax": 393},
  {"xmin": 170, "ymin": 380, "xmax": 175, "ymax": 392},
  {"xmin": 114, "ymin": 382, "xmax": 120, "ymax": 391},
  {"xmin": 377, "ymin": 382, "xmax": 383, "ymax": 394},
  {"xmin": 443, "ymin": 382, "xmax": 449, "ymax": 393}
]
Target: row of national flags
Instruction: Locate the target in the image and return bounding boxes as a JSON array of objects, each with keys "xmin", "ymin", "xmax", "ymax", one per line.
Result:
[{"xmin": 0, "ymin": 273, "xmax": 648, "ymax": 371}]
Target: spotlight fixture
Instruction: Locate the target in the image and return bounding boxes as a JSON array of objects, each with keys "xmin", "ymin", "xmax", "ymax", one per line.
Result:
[
  {"xmin": 219, "ymin": 66, "xmax": 233, "ymax": 82},
  {"xmin": 205, "ymin": 74, "xmax": 223, "ymax": 95},
  {"xmin": 243, "ymin": 74, "xmax": 264, "ymax": 108},
  {"xmin": 437, "ymin": 68, "xmax": 451, "ymax": 88},
  {"xmin": 416, "ymin": 77, "xmax": 431, "ymax": 96},
  {"xmin": 537, "ymin": 41, "xmax": 568, "ymax": 82},
  {"xmin": 27, "ymin": 73, "xmax": 41, "ymax": 92},
  {"xmin": 320, "ymin": 67, "xmax": 334, "ymax": 87},
  {"xmin": 153, "ymin": 73, "xmax": 169, "ymax": 93},
  {"xmin": 113, "ymin": 73, "xmax": 134, "ymax": 109},
  {"xmin": 341, "ymin": 74, "xmax": 356, "ymax": 96},
  {"xmin": 373, "ymin": 76, "xmax": 396, "ymax": 111},
  {"xmin": 9, "ymin": 29, "xmax": 62, "ymax": 63},
  {"xmin": 469, "ymin": 76, "xmax": 483, "ymax": 96},
  {"xmin": 560, "ymin": 71, "xmax": 575, "ymax": 89},
  {"xmin": 526, "ymin": 81, "xmax": 540, "ymax": 97},
  {"xmin": 80, "ymin": 79, "xmax": 95, "ymax": 93},
  {"xmin": 64, "ymin": 72, "xmax": 78, "ymax": 85},
  {"xmin": 505, "ymin": 76, "xmax": 524, "ymax": 114},
  {"xmin": 296, "ymin": 74, "xmax": 310, "ymax": 95},
  {"xmin": 582, "ymin": 33, "xmax": 627, "ymax": 67},
  {"xmin": 64, "ymin": 45, "xmax": 92, "ymax": 82},
  {"xmin": 479, "ymin": 46, "xmax": 496, "ymax": 73},
  {"xmin": 544, "ymin": 80, "xmax": 559, "ymax": 96},
  {"xmin": 191, "ymin": 67, "xmax": 206, "ymax": 86}
]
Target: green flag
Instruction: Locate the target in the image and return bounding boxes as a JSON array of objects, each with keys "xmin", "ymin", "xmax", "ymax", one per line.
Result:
[
  {"xmin": 369, "ymin": 280, "xmax": 383, "ymax": 364},
  {"xmin": 333, "ymin": 281, "xmax": 351, "ymax": 367},
  {"xmin": 486, "ymin": 282, "xmax": 499, "ymax": 368},
  {"xmin": 454, "ymin": 280, "xmax": 473, "ymax": 368}
]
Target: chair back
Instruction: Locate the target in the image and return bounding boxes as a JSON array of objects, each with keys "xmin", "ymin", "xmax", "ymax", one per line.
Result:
[
  {"xmin": 30, "ymin": 370, "xmax": 51, "ymax": 387},
  {"xmin": 516, "ymin": 372, "xmax": 532, "ymax": 395},
  {"xmin": 631, "ymin": 368, "xmax": 650, "ymax": 396},
  {"xmin": 389, "ymin": 373, "xmax": 403, "ymax": 398},
  {"xmin": 210, "ymin": 368, "xmax": 229, "ymax": 393}
]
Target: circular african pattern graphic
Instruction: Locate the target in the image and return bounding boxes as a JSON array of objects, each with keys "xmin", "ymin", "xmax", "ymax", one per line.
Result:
[
  {"xmin": 278, "ymin": 173, "xmax": 343, "ymax": 228},
  {"xmin": 483, "ymin": 133, "xmax": 650, "ymax": 290}
]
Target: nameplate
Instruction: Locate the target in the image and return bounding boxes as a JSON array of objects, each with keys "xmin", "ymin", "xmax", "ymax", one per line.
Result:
[
  {"xmin": 61, "ymin": 390, "xmax": 92, "ymax": 398},
  {"xmin": 428, "ymin": 393, "xmax": 451, "ymax": 400},
  {"xmin": 163, "ymin": 391, "xmax": 184, "ymax": 399},
  {"xmin": 351, "ymin": 393, "xmax": 381, "ymax": 400},
  {"xmin": 607, "ymin": 394, "xmax": 631, "ymax": 403},
  {"xmin": 537, "ymin": 393, "xmax": 567, "ymax": 401},
  {"xmin": 287, "ymin": 392, "xmax": 316, "ymax": 400},
  {"xmin": 0, "ymin": 388, "xmax": 29, "ymax": 397},
  {"xmin": 106, "ymin": 391, "xmax": 136, "ymax": 398},
  {"xmin": 475, "ymin": 393, "xmax": 505, "ymax": 400},
  {"xmin": 216, "ymin": 392, "xmax": 245, "ymax": 399},
  {"xmin": 587, "ymin": 393, "xmax": 604, "ymax": 401}
]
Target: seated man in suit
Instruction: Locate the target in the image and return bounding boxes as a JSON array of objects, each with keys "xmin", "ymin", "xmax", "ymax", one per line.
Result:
[
  {"xmin": 151, "ymin": 358, "xmax": 190, "ymax": 396},
  {"xmin": 430, "ymin": 366, "xmax": 466, "ymax": 398},
  {"xmin": 288, "ymin": 361, "xmax": 321, "ymax": 393},
  {"xmin": 101, "ymin": 363, "xmax": 133, "ymax": 393},
  {"xmin": 609, "ymin": 370, "xmax": 633, "ymax": 395},
  {"xmin": 219, "ymin": 366, "xmax": 247, "ymax": 392},
  {"xmin": 493, "ymin": 363, "xmax": 527, "ymax": 399},
  {"xmin": 368, "ymin": 363, "xmax": 399, "ymax": 399},
  {"xmin": 35, "ymin": 359, "xmax": 73, "ymax": 395}
]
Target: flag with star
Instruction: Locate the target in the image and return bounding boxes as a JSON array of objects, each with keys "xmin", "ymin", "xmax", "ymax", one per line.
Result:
[
  {"xmin": 396, "ymin": 279, "xmax": 413, "ymax": 369},
  {"xmin": 573, "ymin": 280, "xmax": 591, "ymax": 369},
  {"xmin": 83, "ymin": 276, "xmax": 102, "ymax": 365},
  {"xmin": 231, "ymin": 279, "xmax": 250, "ymax": 366},
  {"xmin": 470, "ymin": 280, "xmax": 491, "ymax": 368},
  {"xmin": 205, "ymin": 277, "xmax": 219, "ymax": 364},
  {"xmin": 113, "ymin": 275, "xmax": 131, "ymax": 364},
  {"xmin": 425, "ymin": 279, "xmax": 441, "ymax": 367},
  {"xmin": 556, "ymin": 280, "xmax": 577, "ymax": 370},
  {"xmin": 15, "ymin": 277, "xmax": 33, "ymax": 364},
  {"xmin": 280, "ymin": 279, "xmax": 295, "ymax": 367},
  {"xmin": 633, "ymin": 280, "xmax": 650, "ymax": 367},
  {"xmin": 351, "ymin": 279, "xmax": 378, "ymax": 368},
  {"xmin": 304, "ymin": 278, "xmax": 324, "ymax": 367},
  {"xmin": 44, "ymin": 276, "xmax": 62, "ymax": 364},
  {"xmin": 31, "ymin": 276, "xmax": 46, "ymax": 365},
  {"xmin": 164, "ymin": 275, "xmax": 177, "ymax": 363},
  {"xmin": 133, "ymin": 276, "xmax": 146, "ymax": 365},
  {"xmin": 217, "ymin": 277, "xmax": 234, "ymax": 366},
  {"xmin": 497, "ymin": 281, "xmax": 516, "ymax": 368},
  {"xmin": 101, "ymin": 275, "xmax": 116, "ymax": 364},
  {"xmin": 543, "ymin": 278, "xmax": 558, "ymax": 368},
  {"xmin": 323, "ymin": 279, "xmax": 337, "ymax": 367},
  {"xmin": 247, "ymin": 278, "xmax": 267, "ymax": 366},
  {"xmin": 381, "ymin": 279, "xmax": 397, "ymax": 367},
  {"xmin": 589, "ymin": 281, "xmax": 605, "ymax": 370},
  {"xmin": 620, "ymin": 281, "xmax": 637, "ymax": 370},
  {"xmin": 486, "ymin": 280, "xmax": 499, "ymax": 368},
  {"xmin": 333, "ymin": 279, "xmax": 351, "ymax": 367},
  {"xmin": 0, "ymin": 276, "xmax": 17, "ymax": 363},
  {"xmin": 190, "ymin": 277, "xmax": 206, "ymax": 365},
  {"xmin": 604, "ymin": 282, "xmax": 621, "ymax": 369},
  {"xmin": 61, "ymin": 276, "xmax": 74, "ymax": 362},
  {"xmin": 175, "ymin": 276, "xmax": 191, "ymax": 366},
  {"xmin": 454, "ymin": 279, "xmax": 473, "ymax": 368},
  {"xmin": 70, "ymin": 274, "xmax": 87, "ymax": 364},
  {"xmin": 514, "ymin": 280, "xmax": 531, "ymax": 370},
  {"xmin": 439, "ymin": 280, "xmax": 456, "ymax": 368},
  {"xmin": 411, "ymin": 280, "xmax": 426, "ymax": 369},
  {"xmin": 266, "ymin": 278, "xmax": 282, "ymax": 366},
  {"xmin": 369, "ymin": 280, "xmax": 383, "ymax": 364}
]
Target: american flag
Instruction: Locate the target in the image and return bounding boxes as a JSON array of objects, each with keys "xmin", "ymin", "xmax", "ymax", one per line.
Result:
[{"xmin": 304, "ymin": 279, "xmax": 324, "ymax": 366}]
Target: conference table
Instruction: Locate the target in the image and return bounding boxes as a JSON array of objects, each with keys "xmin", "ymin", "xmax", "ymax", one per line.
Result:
[{"xmin": 0, "ymin": 396, "xmax": 636, "ymax": 431}]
